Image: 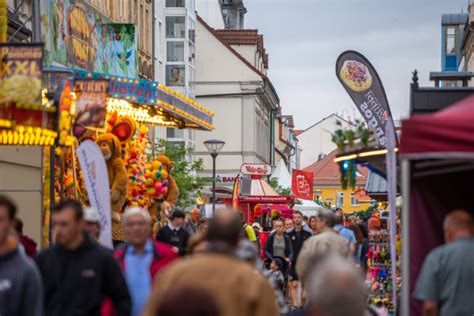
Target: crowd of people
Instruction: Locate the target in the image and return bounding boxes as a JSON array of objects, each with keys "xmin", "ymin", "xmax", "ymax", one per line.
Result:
[{"xmin": 1, "ymin": 193, "xmax": 474, "ymax": 316}]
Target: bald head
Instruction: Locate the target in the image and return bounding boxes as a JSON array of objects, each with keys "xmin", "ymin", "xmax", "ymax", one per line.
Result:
[
  {"xmin": 207, "ymin": 209, "xmax": 242, "ymax": 248},
  {"xmin": 443, "ymin": 210, "xmax": 474, "ymax": 243},
  {"xmin": 190, "ymin": 208, "xmax": 201, "ymax": 223}
]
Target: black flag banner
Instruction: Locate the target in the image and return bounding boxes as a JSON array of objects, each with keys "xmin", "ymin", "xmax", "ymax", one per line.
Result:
[{"xmin": 336, "ymin": 50, "xmax": 396, "ymax": 147}]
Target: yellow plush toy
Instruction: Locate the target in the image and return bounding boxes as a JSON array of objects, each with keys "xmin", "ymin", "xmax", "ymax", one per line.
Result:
[{"xmin": 96, "ymin": 133, "xmax": 128, "ymax": 241}]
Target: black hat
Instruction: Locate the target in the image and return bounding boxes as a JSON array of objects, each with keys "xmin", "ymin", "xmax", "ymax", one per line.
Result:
[{"xmin": 170, "ymin": 209, "xmax": 186, "ymax": 219}]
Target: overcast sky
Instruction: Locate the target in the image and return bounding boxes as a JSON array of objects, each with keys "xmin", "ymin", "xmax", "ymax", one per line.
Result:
[{"xmin": 245, "ymin": 0, "xmax": 468, "ymax": 129}]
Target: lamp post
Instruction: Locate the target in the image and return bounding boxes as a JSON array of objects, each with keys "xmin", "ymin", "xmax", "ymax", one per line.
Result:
[{"xmin": 204, "ymin": 139, "xmax": 225, "ymax": 215}]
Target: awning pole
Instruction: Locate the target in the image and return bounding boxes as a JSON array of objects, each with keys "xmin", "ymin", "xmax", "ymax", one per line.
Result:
[{"xmin": 401, "ymin": 158, "xmax": 411, "ymax": 316}]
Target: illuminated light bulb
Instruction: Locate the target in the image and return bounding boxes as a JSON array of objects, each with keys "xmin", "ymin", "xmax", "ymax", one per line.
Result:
[
  {"xmin": 27, "ymin": 127, "xmax": 33, "ymax": 134},
  {"xmin": 29, "ymin": 134, "xmax": 35, "ymax": 145},
  {"xmin": 123, "ymin": 79, "xmax": 128, "ymax": 83}
]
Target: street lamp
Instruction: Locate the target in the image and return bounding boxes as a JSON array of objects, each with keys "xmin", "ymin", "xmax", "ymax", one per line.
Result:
[{"xmin": 204, "ymin": 139, "xmax": 225, "ymax": 215}]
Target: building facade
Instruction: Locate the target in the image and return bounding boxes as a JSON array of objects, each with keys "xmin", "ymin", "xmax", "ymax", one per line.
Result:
[
  {"xmin": 296, "ymin": 114, "xmax": 350, "ymax": 169},
  {"xmin": 274, "ymin": 113, "xmax": 298, "ymax": 173},
  {"xmin": 304, "ymin": 151, "xmax": 372, "ymax": 213},
  {"xmin": 193, "ymin": 15, "xmax": 279, "ymax": 187}
]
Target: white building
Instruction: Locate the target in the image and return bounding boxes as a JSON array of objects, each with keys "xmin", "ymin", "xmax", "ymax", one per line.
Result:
[
  {"xmin": 153, "ymin": 0, "xmax": 198, "ymax": 151},
  {"xmin": 193, "ymin": 15, "xmax": 279, "ymax": 186},
  {"xmin": 296, "ymin": 114, "xmax": 350, "ymax": 169}
]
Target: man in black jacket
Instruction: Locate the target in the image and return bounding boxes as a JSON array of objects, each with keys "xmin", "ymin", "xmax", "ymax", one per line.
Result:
[
  {"xmin": 156, "ymin": 209, "xmax": 189, "ymax": 256},
  {"xmin": 35, "ymin": 199, "xmax": 131, "ymax": 316},
  {"xmin": 286, "ymin": 211, "xmax": 313, "ymax": 308}
]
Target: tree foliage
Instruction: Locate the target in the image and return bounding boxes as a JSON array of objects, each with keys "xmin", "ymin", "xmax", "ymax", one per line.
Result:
[{"xmin": 152, "ymin": 140, "xmax": 207, "ymax": 208}]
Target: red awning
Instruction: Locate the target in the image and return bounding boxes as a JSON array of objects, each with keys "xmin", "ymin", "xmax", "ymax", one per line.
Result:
[{"xmin": 400, "ymin": 95, "xmax": 474, "ymax": 158}]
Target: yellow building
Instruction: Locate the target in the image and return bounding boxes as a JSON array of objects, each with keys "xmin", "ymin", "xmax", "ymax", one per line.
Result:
[{"xmin": 305, "ymin": 150, "xmax": 373, "ymax": 213}]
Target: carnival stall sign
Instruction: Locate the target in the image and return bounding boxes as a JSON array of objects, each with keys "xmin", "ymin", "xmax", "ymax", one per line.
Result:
[{"xmin": 231, "ymin": 163, "xmax": 294, "ymax": 225}]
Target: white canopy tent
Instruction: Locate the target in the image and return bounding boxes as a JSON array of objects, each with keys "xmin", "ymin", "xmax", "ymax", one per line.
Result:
[
  {"xmin": 293, "ymin": 199, "xmax": 323, "ymax": 217},
  {"xmin": 270, "ymin": 159, "xmax": 292, "ymax": 189}
]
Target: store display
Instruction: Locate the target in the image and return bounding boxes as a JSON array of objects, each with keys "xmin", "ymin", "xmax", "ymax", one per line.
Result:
[{"xmin": 366, "ymin": 226, "xmax": 401, "ymax": 312}]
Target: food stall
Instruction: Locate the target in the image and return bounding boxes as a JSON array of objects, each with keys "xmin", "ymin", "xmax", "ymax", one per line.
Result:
[{"xmin": 231, "ymin": 163, "xmax": 294, "ymax": 225}]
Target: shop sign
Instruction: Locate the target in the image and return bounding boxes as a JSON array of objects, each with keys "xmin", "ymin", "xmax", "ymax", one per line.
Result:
[
  {"xmin": 74, "ymin": 79, "xmax": 109, "ymax": 128},
  {"xmin": 239, "ymin": 195, "xmax": 294, "ymax": 203},
  {"xmin": 0, "ymin": 43, "xmax": 45, "ymax": 129},
  {"xmin": 336, "ymin": 51, "xmax": 396, "ymax": 147},
  {"xmin": 240, "ymin": 163, "xmax": 272, "ymax": 176}
]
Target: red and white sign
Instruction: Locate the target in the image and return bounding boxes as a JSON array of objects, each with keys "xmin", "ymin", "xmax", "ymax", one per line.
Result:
[
  {"xmin": 240, "ymin": 163, "xmax": 272, "ymax": 176},
  {"xmin": 292, "ymin": 169, "xmax": 314, "ymax": 200}
]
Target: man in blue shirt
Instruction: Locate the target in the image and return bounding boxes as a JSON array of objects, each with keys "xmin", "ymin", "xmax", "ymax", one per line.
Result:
[
  {"xmin": 115, "ymin": 207, "xmax": 178, "ymax": 316},
  {"xmin": 334, "ymin": 210, "xmax": 356, "ymax": 254}
]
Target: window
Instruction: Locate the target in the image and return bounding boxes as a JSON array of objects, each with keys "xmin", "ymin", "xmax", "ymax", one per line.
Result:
[
  {"xmin": 166, "ymin": 65, "xmax": 185, "ymax": 86},
  {"xmin": 350, "ymin": 192, "xmax": 359, "ymax": 206},
  {"xmin": 166, "ymin": 0, "xmax": 185, "ymax": 7},
  {"xmin": 188, "ymin": 42, "xmax": 195, "ymax": 65},
  {"xmin": 188, "ymin": 18, "xmax": 195, "ymax": 43},
  {"xmin": 166, "ymin": 127, "xmax": 184, "ymax": 138},
  {"xmin": 336, "ymin": 192, "xmax": 344, "ymax": 208},
  {"xmin": 145, "ymin": 8, "xmax": 150, "ymax": 53},
  {"xmin": 166, "ymin": 16, "xmax": 185, "ymax": 38},
  {"xmin": 446, "ymin": 26, "xmax": 457, "ymax": 55},
  {"xmin": 188, "ymin": 65, "xmax": 195, "ymax": 90},
  {"xmin": 167, "ymin": 42, "xmax": 185, "ymax": 61},
  {"xmin": 134, "ymin": 0, "xmax": 138, "ymax": 24}
]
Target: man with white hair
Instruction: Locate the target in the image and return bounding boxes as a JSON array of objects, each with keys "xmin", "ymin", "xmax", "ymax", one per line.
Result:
[
  {"xmin": 105, "ymin": 207, "xmax": 179, "ymax": 316},
  {"xmin": 304, "ymin": 255, "xmax": 367, "ymax": 316}
]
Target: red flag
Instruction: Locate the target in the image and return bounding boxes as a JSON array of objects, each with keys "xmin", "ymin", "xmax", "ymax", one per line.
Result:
[{"xmin": 292, "ymin": 169, "xmax": 314, "ymax": 200}]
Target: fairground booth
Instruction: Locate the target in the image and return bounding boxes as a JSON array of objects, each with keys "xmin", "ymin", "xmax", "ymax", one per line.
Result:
[
  {"xmin": 399, "ymin": 95, "xmax": 474, "ymax": 315},
  {"xmin": 0, "ymin": 44, "xmax": 214, "ymax": 248},
  {"xmin": 231, "ymin": 163, "xmax": 294, "ymax": 228}
]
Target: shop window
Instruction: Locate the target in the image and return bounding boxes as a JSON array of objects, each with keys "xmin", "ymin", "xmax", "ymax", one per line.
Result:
[
  {"xmin": 166, "ymin": 65, "xmax": 185, "ymax": 86},
  {"xmin": 166, "ymin": 16, "xmax": 185, "ymax": 38},
  {"xmin": 350, "ymin": 192, "xmax": 359, "ymax": 206},
  {"xmin": 446, "ymin": 26, "xmax": 457, "ymax": 55},
  {"xmin": 166, "ymin": 0, "xmax": 185, "ymax": 7},
  {"xmin": 167, "ymin": 41, "xmax": 185, "ymax": 61}
]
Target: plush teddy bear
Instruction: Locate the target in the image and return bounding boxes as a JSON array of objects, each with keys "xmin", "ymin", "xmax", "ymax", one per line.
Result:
[
  {"xmin": 156, "ymin": 155, "xmax": 179, "ymax": 206},
  {"xmin": 96, "ymin": 133, "xmax": 128, "ymax": 241}
]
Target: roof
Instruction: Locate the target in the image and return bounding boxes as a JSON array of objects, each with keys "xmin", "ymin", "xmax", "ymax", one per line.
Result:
[
  {"xmin": 304, "ymin": 150, "xmax": 369, "ymax": 186},
  {"xmin": 441, "ymin": 13, "xmax": 468, "ymax": 25},
  {"xmin": 365, "ymin": 171, "xmax": 387, "ymax": 195},
  {"xmin": 213, "ymin": 29, "xmax": 269, "ymax": 69},
  {"xmin": 213, "ymin": 29, "xmax": 260, "ymax": 45},
  {"xmin": 411, "ymin": 87, "xmax": 474, "ymax": 115},
  {"xmin": 197, "ymin": 15, "xmax": 265, "ymax": 78},
  {"xmin": 297, "ymin": 113, "xmax": 349, "ymax": 136}
]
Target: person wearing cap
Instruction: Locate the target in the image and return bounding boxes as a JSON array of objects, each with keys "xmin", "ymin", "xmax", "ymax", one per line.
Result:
[
  {"xmin": 102, "ymin": 206, "xmax": 179, "ymax": 316},
  {"xmin": 83, "ymin": 207, "xmax": 101, "ymax": 241},
  {"xmin": 155, "ymin": 209, "xmax": 190, "ymax": 256},
  {"xmin": 252, "ymin": 222, "xmax": 262, "ymax": 256}
]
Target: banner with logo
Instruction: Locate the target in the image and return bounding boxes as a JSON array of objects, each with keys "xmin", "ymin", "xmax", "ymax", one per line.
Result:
[
  {"xmin": 0, "ymin": 44, "xmax": 44, "ymax": 129},
  {"xmin": 77, "ymin": 140, "xmax": 112, "ymax": 249},
  {"xmin": 292, "ymin": 169, "xmax": 314, "ymax": 200},
  {"xmin": 74, "ymin": 79, "xmax": 109, "ymax": 129},
  {"xmin": 336, "ymin": 51, "xmax": 396, "ymax": 147}
]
